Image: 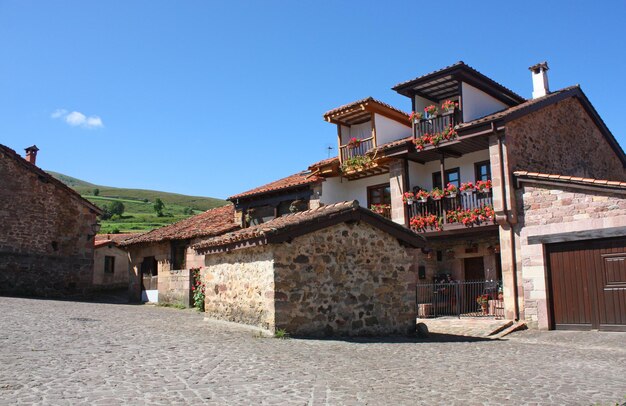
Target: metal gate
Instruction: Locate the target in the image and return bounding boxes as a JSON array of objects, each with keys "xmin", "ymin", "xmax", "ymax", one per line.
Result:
[{"xmin": 416, "ymin": 280, "xmax": 504, "ymax": 318}]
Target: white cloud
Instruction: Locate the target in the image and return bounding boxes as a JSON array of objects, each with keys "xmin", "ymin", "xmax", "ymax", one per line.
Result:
[{"xmin": 51, "ymin": 109, "xmax": 104, "ymax": 129}]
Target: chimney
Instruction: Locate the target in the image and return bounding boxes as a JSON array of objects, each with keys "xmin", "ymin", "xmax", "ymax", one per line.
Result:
[
  {"xmin": 529, "ymin": 61, "xmax": 549, "ymax": 99},
  {"xmin": 24, "ymin": 145, "xmax": 39, "ymax": 165}
]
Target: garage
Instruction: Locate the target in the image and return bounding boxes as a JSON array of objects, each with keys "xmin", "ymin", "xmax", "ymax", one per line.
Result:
[{"xmin": 547, "ymin": 237, "xmax": 626, "ymax": 331}]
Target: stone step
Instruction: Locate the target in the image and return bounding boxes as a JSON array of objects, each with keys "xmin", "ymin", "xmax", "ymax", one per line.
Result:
[{"xmin": 416, "ymin": 317, "xmax": 514, "ymax": 338}]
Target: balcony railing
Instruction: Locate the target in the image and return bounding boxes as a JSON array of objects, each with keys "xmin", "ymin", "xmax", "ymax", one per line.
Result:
[
  {"xmin": 339, "ymin": 136, "xmax": 375, "ymax": 163},
  {"xmin": 413, "ymin": 110, "xmax": 458, "ymax": 139},
  {"xmin": 417, "ymin": 280, "xmax": 504, "ymax": 319},
  {"xmin": 408, "ymin": 190, "xmax": 493, "ymax": 232}
]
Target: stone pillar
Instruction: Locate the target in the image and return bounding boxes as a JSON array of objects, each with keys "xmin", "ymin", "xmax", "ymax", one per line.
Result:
[{"xmin": 389, "ymin": 158, "xmax": 408, "ymax": 226}]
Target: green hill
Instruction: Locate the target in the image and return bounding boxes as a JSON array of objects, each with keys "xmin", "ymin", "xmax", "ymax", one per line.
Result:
[{"xmin": 47, "ymin": 171, "xmax": 228, "ymax": 234}]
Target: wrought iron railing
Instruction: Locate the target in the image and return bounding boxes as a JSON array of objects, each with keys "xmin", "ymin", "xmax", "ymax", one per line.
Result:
[
  {"xmin": 416, "ymin": 280, "xmax": 504, "ymax": 319},
  {"xmin": 408, "ymin": 191, "xmax": 493, "ymax": 231},
  {"xmin": 413, "ymin": 110, "xmax": 458, "ymax": 139},
  {"xmin": 339, "ymin": 136, "xmax": 375, "ymax": 163}
]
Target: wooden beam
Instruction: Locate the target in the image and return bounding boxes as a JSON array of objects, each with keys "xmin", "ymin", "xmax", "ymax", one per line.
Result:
[{"xmin": 371, "ymin": 112, "xmax": 377, "ymax": 148}]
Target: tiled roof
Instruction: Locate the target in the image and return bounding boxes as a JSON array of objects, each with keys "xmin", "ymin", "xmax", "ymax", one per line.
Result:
[
  {"xmin": 228, "ymin": 171, "xmax": 322, "ymax": 201},
  {"xmin": 323, "ymin": 97, "xmax": 410, "ymax": 119},
  {"xmin": 308, "ymin": 157, "xmax": 339, "ymax": 170},
  {"xmin": 0, "ymin": 144, "xmax": 102, "ymax": 214},
  {"xmin": 193, "ymin": 200, "xmax": 425, "ymax": 252},
  {"xmin": 94, "ymin": 233, "xmax": 141, "ymax": 248},
  {"xmin": 119, "ymin": 205, "xmax": 239, "ymax": 246},
  {"xmin": 514, "ymin": 171, "xmax": 626, "ymax": 189}
]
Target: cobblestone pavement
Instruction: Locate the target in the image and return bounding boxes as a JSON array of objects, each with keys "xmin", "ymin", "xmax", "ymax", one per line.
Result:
[{"xmin": 1, "ymin": 296, "xmax": 625, "ymax": 405}]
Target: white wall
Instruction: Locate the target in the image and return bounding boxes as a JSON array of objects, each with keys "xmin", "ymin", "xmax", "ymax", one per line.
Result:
[
  {"xmin": 320, "ymin": 173, "xmax": 390, "ymax": 208},
  {"xmin": 413, "ymin": 94, "xmax": 436, "ymax": 115},
  {"xmin": 375, "ymin": 114, "xmax": 411, "ymax": 146},
  {"xmin": 340, "ymin": 121, "xmax": 371, "ymax": 145},
  {"xmin": 408, "ymin": 150, "xmax": 490, "ymax": 190},
  {"xmin": 461, "ymin": 82, "xmax": 508, "ymax": 122}
]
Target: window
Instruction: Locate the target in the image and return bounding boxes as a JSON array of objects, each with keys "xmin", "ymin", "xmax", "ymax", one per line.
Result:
[
  {"xmin": 367, "ymin": 183, "xmax": 391, "ymax": 207},
  {"xmin": 104, "ymin": 256, "xmax": 115, "ymax": 274},
  {"xmin": 475, "ymin": 160, "xmax": 491, "ymax": 182},
  {"xmin": 171, "ymin": 242, "xmax": 187, "ymax": 270},
  {"xmin": 432, "ymin": 168, "xmax": 460, "ymax": 189}
]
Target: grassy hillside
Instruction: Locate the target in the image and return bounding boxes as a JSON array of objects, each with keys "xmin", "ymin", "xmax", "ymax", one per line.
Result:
[{"xmin": 47, "ymin": 171, "xmax": 228, "ymax": 234}]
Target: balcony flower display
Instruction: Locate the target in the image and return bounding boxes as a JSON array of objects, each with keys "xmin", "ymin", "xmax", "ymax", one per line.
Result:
[
  {"xmin": 476, "ymin": 179, "xmax": 492, "ymax": 193},
  {"xmin": 460, "ymin": 182, "xmax": 475, "ymax": 194},
  {"xmin": 441, "ymin": 100, "xmax": 458, "ymax": 113},
  {"xmin": 370, "ymin": 203, "xmax": 391, "ymax": 216},
  {"xmin": 413, "ymin": 126, "xmax": 457, "ymax": 151},
  {"xmin": 445, "ymin": 183, "xmax": 458, "ymax": 198},
  {"xmin": 424, "ymin": 105, "xmax": 438, "ymax": 117},
  {"xmin": 410, "ymin": 214, "xmax": 441, "ymax": 232},
  {"xmin": 430, "ymin": 187, "xmax": 444, "ymax": 200},
  {"xmin": 446, "ymin": 206, "xmax": 495, "ymax": 227},
  {"xmin": 409, "ymin": 111, "xmax": 423, "ymax": 123},
  {"xmin": 402, "ymin": 192, "xmax": 415, "ymax": 205},
  {"xmin": 340, "ymin": 155, "xmax": 372, "ymax": 173},
  {"xmin": 347, "ymin": 137, "xmax": 362, "ymax": 149},
  {"xmin": 415, "ymin": 189, "xmax": 429, "ymax": 202}
]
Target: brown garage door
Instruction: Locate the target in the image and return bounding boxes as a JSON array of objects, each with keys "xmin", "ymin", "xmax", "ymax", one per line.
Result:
[{"xmin": 547, "ymin": 237, "xmax": 626, "ymax": 331}]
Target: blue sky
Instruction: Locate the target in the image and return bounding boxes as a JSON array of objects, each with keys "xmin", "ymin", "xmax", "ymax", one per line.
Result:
[{"xmin": 2, "ymin": 1, "xmax": 625, "ymax": 199}]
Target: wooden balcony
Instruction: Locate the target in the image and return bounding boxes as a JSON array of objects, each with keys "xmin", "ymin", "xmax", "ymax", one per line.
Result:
[
  {"xmin": 413, "ymin": 110, "xmax": 458, "ymax": 139},
  {"xmin": 408, "ymin": 191, "xmax": 494, "ymax": 233},
  {"xmin": 339, "ymin": 136, "xmax": 375, "ymax": 163}
]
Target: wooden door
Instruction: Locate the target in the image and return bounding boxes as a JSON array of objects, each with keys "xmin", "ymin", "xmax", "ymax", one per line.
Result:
[
  {"xmin": 141, "ymin": 256, "xmax": 158, "ymax": 291},
  {"xmin": 464, "ymin": 257, "xmax": 485, "ymax": 281},
  {"xmin": 547, "ymin": 238, "xmax": 626, "ymax": 331}
]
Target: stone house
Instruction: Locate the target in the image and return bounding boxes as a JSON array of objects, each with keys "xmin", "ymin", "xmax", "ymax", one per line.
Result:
[
  {"xmin": 193, "ymin": 201, "xmax": 425, "ymax": 336},
  {"xmin": 119, "ymin": 205, "xmax": 239, "ymax": 305},
  {"xmin": 219, "ymin": 61, "xmax": 626, "ymax": 332},
  {"xmin": 0, "ymin": 144, "xmax": 102, "ymax": 298},
  {"xmin": 93, "ymin": 233, "xmax": 138, "ymax": 291}
]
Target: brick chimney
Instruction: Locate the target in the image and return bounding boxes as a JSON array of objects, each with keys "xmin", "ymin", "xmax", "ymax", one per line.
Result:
[
  {"xmin": 24, "ymin": 145, "xmax": 39, "ymax": 165},
  {"xmin": 529, "ymin": 61, "xmax": 549, "ymax": 99}
]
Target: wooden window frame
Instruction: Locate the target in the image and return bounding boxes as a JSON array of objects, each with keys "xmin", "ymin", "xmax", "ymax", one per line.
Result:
[
  {"xmin": 474, "ymin": 160, "xmax": 491, "ymax": 182},
  {"xmin": 366, "ymin": 183, "xmax": 391, "ymax": 208},
  {"xmin": 104, "ymin": 256, "xmax": 115, "ymax": 274},
  {"xmin": 432, "ymin": 167, "xmax": 460, "ymax": 189}
]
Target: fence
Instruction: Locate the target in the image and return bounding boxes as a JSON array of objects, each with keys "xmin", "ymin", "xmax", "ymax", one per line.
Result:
[{"xmin": 416, "ymin": 280, "xmax": 504, "ymax": 318}]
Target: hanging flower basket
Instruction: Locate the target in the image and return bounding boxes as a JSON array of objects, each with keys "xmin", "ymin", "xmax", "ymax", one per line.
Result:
[
  {"xmin": 430, "ymin": 188, "xmax": 444, "ymax": 200},
  {"xmin": 441, "ymin": 100, "xmax": 458, "ymax": 115},
  {"xmin": 402, "ymin": 192, "xmax": 415, "ymax": 205},
  {"xmin": 424, "ymin": 105, "xmax": 438, "ymax": 118},
  {"xmin": 460, "ymin": 182, "xmax": 475, "ymax": 195},
  {"xmin": 415, "ymin": 190, "xmax": 429, "ymax": 202},
  {"xmin": 409, "ymin": 111, "xmax": 423, "ymax": 124},
  {"xmin": 476, "ymin": 179, "xmax": 492, "ymax": 193},
  {"xmin": 445, "ymin": 183, "xmax": 458, "ymax": 198},
  {"xmin": 347, "ymin": 137, "xmax": 362, "ymax": 149}
]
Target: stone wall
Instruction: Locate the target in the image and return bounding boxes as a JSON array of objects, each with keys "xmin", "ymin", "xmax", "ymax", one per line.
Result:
[
  {"xmin": 93, "ymin": 245, "xmax": 130, "ymax": 290},
  {"xmin": 203, "ymin": 246, "xmax": 275, "ymax": 331},
  {"xmin": 506, "ymin": 97, "xmax": 626, "ymax": 181},
  {"xmin": 159, "ymin": 268, "xmax": 192, "ymax": 307},
  {"xmin": 272, "ymin": 222, "xmax": 415, "ymax": 336},
  {"xmin": 0, "ymin": 149, "xmax": 98, "ymax": 298},
  {"xmin": 516, "ymin": 182, "xmax": 626, "ymax": 329}
]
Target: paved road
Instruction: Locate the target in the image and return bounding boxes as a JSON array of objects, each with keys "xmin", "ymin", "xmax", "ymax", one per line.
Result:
[{"xmin": 0, "ymin": 296, "xmax": 624, "ymax": 405}]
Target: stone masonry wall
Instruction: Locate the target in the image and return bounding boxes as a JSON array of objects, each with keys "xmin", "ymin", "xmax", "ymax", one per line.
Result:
[
  {"xmin": 203, "ymin": 246, "xmax": 275, "ymax": 331},
  {"xmin": 93, "ymin": 245, "xmax": 129, "ymax": 290},
  {"xmin": 0, "ymin": 150, "xmax": 97, "ymax": 298},
  {"xmin": 272, "ymin": 222, "xmax": 416, "ymax": 337},
  {"xmin": 159, "ymin": 268, "xmax": 192, "ymax": 307},
  {"xmin": 506, "ymin": 97, "xmax": 626, "ymax": 181},
  {"xmin": 516, "ymin": 183, "xmax": 626, "ymax": 329}
]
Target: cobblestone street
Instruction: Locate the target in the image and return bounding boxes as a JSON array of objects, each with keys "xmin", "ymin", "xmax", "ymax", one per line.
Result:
[{"xmin": 0, "ymin": 296, "xmax": 624, "ymax": 405}]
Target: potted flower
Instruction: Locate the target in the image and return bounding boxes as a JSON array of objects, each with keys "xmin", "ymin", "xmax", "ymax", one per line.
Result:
[
  {"xmin": 441, "ymin": 100, "xmax": 458, "ymax": 114},
  {"xmin": 424, "ymin": 105, "xmax": 438, "ymax": 118},
  {"xmin": 370, "ymin": 203, "xmax": 391, "ymax": 215},
  {"xmin": 476, "ymin": 179, "xmax": 492, "ymax": 193},
  {"xmin": 430, "ymin": 187, "xmax": 444, "ymax": 200},
  {"xmin": 409, "ymin": 111, "xmax": 423, "ymax": 124},
  {"xmin": 476, "ymin": 294, "xmax": 490, "ymax": 314},
  {"xmin": 445, "ymin": 183, "xmax": 458, "ymax": 198},
  {"xmin": 347, "ymin": 137, "xmax": 361, "ymax": 149},
  {"xmin": 460, "ymin": 182, "xmax": 474, "ymax": 195},
  {"xmin": 402, "ymin": 192, "xmax": 415, "ymax": 205},
  {"xmin": 415, "ymin": 189, "xmax": 429, "ymax": 202}
]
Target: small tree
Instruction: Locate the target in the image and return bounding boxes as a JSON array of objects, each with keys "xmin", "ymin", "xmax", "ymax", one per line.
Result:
[
  {"xmin": 93, "ymin": 188, "xmax": 100, "ymax": 196},
  {"xmin": 109, "ymin": 201, "xmax": 125, "ymax": 216},
  {"xmin": 154, "ymin": 198, "xmax": 165, "ymax": 217}
]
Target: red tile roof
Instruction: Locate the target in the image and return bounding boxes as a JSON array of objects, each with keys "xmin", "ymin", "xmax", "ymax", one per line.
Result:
[
  {"xmin": 514, "ymin": 171, "xmax": 626, "ymax": 189},
  {"xmin": 94, "ymin": 233, "xmax": 142, "ymax": 248},
  {"xmin": 323, "ymin": 96, "xmax": 410, "ymax": 119},
  {"xmin": 193, "ymin": 200, "xmax": 425, "ymax": 253},
  {"xmin": 0, "ymin": 144, "xmax": 102, "ymax": 214},
  {"xmin": 119, "ymin": 205, "xmax": 239, "ymax": 246},
  {"xmin": 228, "ymin": 171, "xmax": 322, "ymax": 201}
]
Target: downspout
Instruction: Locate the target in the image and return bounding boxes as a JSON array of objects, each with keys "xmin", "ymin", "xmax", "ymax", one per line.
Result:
[{"xmin": 495, "ymin": 123, "xmax": 520, "ymax": 321}]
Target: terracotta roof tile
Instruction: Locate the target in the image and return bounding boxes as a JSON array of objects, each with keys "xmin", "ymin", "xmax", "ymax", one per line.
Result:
[
  {"xmin": 119, "ymin": 205, "xmax": 239, "ymax": 246},
  {"xmin": 514, "ymin": 171, "xmax": 626, "ymax": 189},
  {"xmin": 94, "ymin": 233, "xmax": 142, "ymax": 248},
  {"xmin": 308, "ymin": 157, "xmax": 339, "ymax": 170},
  {"xmin": 228, "ymin": 171, "xmax": 322, "ymax": 201},
  {"xmin": 323, "ymin": 97, "xmax": 409, "ymax": 119},
  {"xmin": 193, "ymin": 200, "xmax": 424, "ymax": 252}
]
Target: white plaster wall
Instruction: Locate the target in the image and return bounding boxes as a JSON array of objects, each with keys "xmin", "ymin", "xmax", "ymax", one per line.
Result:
[
  {"xmin": 320, "ymin": 173, "xmax": 390, "ymax": 207},
  {"xmin": 375, "ymin": 114, "xmax": 411, "ymax": 145},
  {"xmin": 414, "ymin": 94, "xmax": 436, "ymax": 115},
  {"xmin": 461, "ymin": 82, "xmax": 508, "ymax": 122},
  {"xmin": 408, "ymin": 150, "xmax": 490, "ymax": 190},
  {"xmin": 341, "ymin": 121, "xmax": 371, "ymax": 145}
]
